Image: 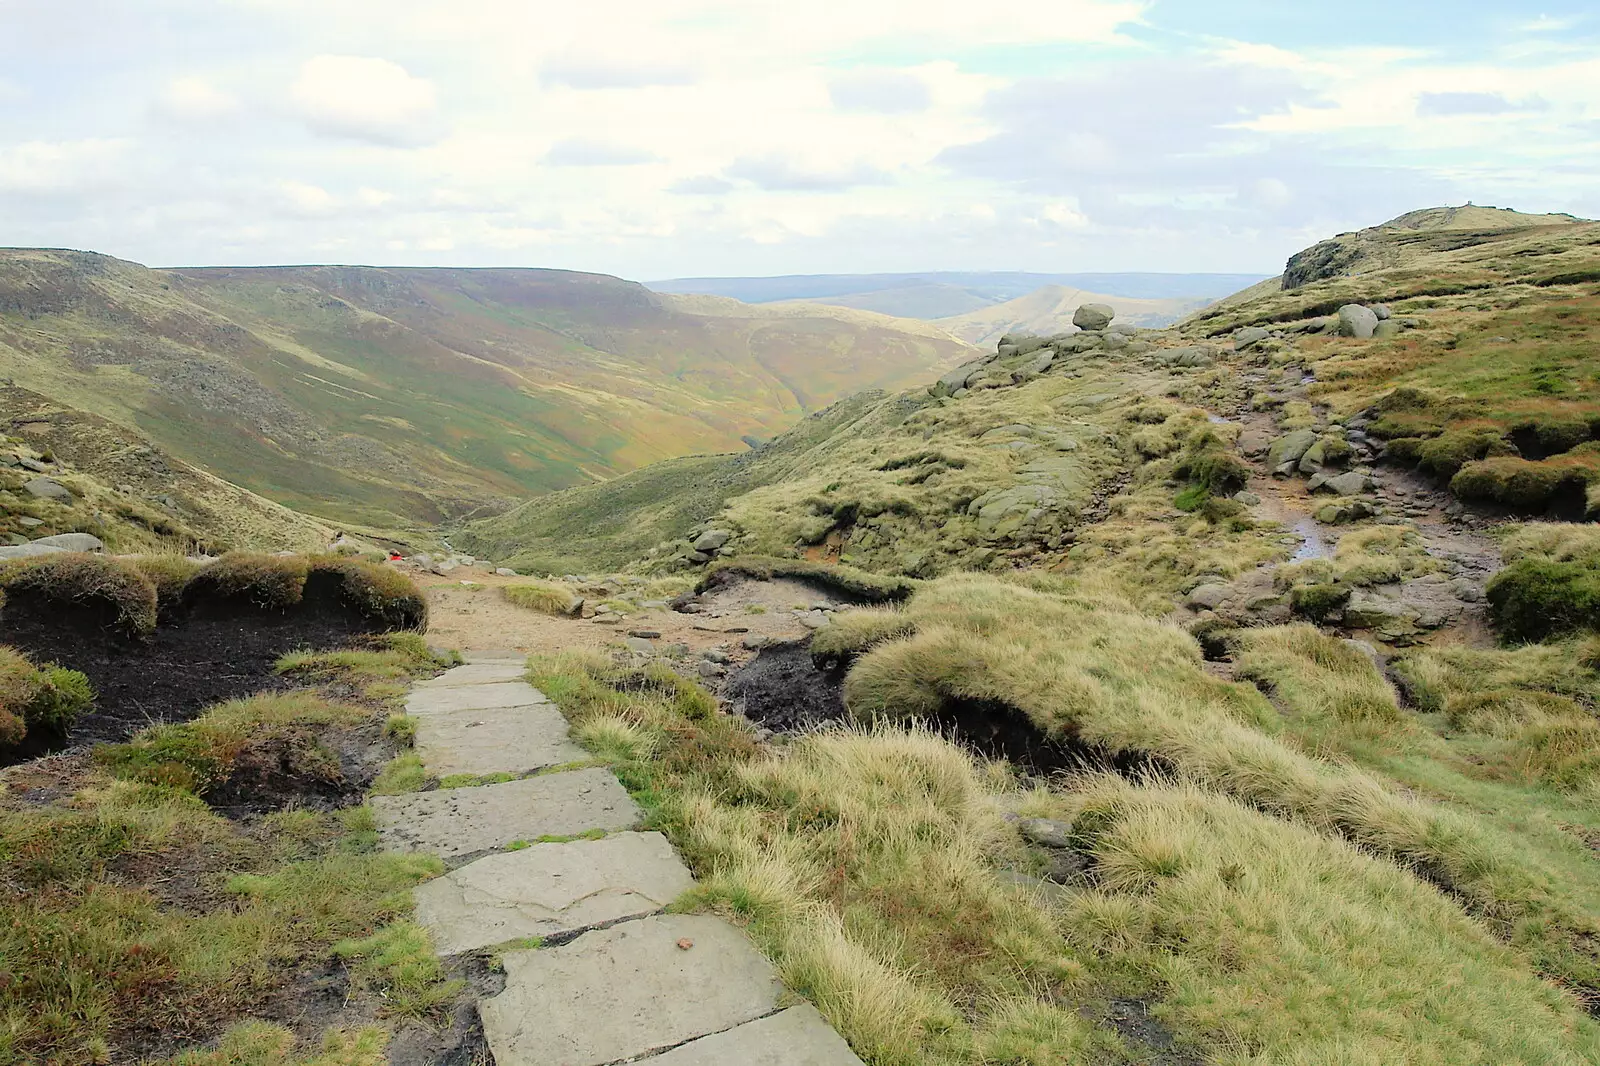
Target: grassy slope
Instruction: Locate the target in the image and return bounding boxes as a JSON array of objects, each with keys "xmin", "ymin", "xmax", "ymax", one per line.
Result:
[{"xmin": 0, "ymin": 251, "xmax": 974, "ymax": 528}]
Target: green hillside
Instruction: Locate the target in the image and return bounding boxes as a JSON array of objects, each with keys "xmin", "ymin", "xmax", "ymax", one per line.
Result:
[{"xmin": 0, "ymin": 251, "xmax": 974, "ymax": 528}]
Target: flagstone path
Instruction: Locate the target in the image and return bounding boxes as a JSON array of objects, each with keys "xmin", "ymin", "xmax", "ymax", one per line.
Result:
[{"xmin": 373, "ymin": 650, "xmax": 865, "ymax": 1066}]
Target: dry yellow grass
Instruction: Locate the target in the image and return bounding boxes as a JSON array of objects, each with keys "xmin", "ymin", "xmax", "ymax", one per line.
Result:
[{"xmin": 500, "ymin": 580, "xmax": 576, "ymax": 615}]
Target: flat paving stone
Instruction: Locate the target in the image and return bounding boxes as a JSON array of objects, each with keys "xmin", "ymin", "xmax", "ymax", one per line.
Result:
[
  {"xmin": 462, "ymin": 649, "xmax": 526, "ymax": 663},
  {"xmin": 372, "ymin": 769, "xmax": 639, "ymax": 858},
  {"xmin": 414, "ymin": 831, "xmax": 693, "ymax": 954},
  {"xmin": 414, "ymin": 703, "xmax": 588, "ymax": 778},
  {"xmin": 414, "ymin": 661, "xmax": 529, "ymax": 688},
  {"xmin": 647, "ymin": 1005, "xmax": 866, "ymax": 1066},
  {"xmin": 406, "ymin": 681, "xmax": 548, "ymax": 715},
  {"xmin": 481, "ymin": 914, "xmax": 783, "ymax": 1066}
]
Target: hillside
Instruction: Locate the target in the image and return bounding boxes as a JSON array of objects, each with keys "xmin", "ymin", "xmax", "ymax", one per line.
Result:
[
  {"xmin": 0, "ymin": 251, "xmax": 975, "ymax": 528},
  {"xmin": 449, "ymin": 204, "xmax": 1600, "ymax": 1063}
]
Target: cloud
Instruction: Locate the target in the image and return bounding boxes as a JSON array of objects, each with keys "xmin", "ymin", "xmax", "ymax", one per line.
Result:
[
  {"xmin": 543, "ymin": 138, "xmax": 659, "ymax": 166},
  {"xmin": 277, "ymin": 180, "xmax": 338, "ymax": 216},
  {"xmin": 1415, "ymin": 91, "xmax": 1548, "ymax": 116},
  {"xmin": 156, "ymin": 77, "xmax": 238, "ymax": 122},
  {"xmin": 291, "ymin": 55, "xmax": 441, "ymax": 146},
  {"xmin": 0, "ymin": 139, "xmax": 131, "ymax": 195},
  {"xmin": 670, "ymin": 175, "xmax": 734, "ymax": 195},
  {"xmin": 725, "ymin": 155, "xmax": 891, "ymax": 191},
  {"xmin": 540, "ymin": 58, "xmax": 696, "ymax": 90},
  {"xmin": 829, "ymin": 70, "xmax": 931, "ymax": 113}
]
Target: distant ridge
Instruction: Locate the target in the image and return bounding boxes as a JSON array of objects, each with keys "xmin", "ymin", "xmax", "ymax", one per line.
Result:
[{"xmin": 648, "ymin": 271, "xmax": 1271, "ymax": 306}]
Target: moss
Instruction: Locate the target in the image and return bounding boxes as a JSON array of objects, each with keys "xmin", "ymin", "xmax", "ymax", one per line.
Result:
[
  {"xmin": 1452, "ymin": 450, "xmax": 1600, "ymax": 512},
  {"xmin": 1290, "ymin": 581, "xmax": 1351, "ymax": 622},
  {"xmin": 1487, "ymin": 558, "xmax": 1600, "ymax": 643},
  {"xmin": 0, "ymin": 552, "xmax": 158, "ymax": 636},
  {"xmin": 1417, "ymin": 428, "xmax": 1515, "ymax": 479}
]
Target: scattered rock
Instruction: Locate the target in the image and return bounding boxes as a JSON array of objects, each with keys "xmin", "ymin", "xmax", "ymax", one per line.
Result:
[
  {"xmin": 30, "ymin": 532, "xmax": 104, "ymax": 552},
  {"xmin": 625, "ymin": 637, "xmax": 656, "ymax": 654},
  {"xmin": 1344, "ymin": 588, "xmax": 1422, "ymax": 642},
  {"xmin": 1186, "ymin": 583, "xmax": 1232, "ymax": 610},
  {"xmin": 1233, "ymin": 326, "xmax": 1271, "ymax": 351},
  {"xmin": 1233, "ymin": 491, "xmax": 1261, "ymax": 506},
  {"xmin": 693, "ymin": 529, "xmax": 733, "ymax": 553},
  {"xmin": 628, "ymin": 629, "xmax": 663, "ymax": 639},
  {"xmin": 1017, "ymin": 818, "xmax": 1074, "ymax": 849},
  {"xmin": 1336, "ymin": 304, "xmax": 1379, "ymax": 339},
  {"xmin": 1372, "ymin": 304, "xmax": 1392, "ymax": 320},
  {"xmin": 18, "ymin": 457, "xmax": 49, "ymax": 473},
  {"xmin": 1073, "ymin": 303, "xmax": 1115, "ymax": 330},
  {"xmin": 0, "ymin": 543, "xmax": 68, "ymax": 560},
  {"xmin": 1266, "ymin": 429, "xmax": 1319, "ymax": 468},
  {"xmin": 16, "ymin": 516, "xmax": 43, "ymax": 528},
  {"xmin": 496, "ymin": 567, "xmax": 518, "ymax": 576},
  {"xmin": 22, "ymin": 477, "xmax": 71, "ymax": 501},
  {"xmin": 697, "ymin": 661, "xmax": 726, "ymax": 679}
]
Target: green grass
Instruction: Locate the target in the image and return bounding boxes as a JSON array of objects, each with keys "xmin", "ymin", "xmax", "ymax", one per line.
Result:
[
  {"xmin": 699, "ymin": 555, "xmax": 918, "ymax": 603},
  {"xmin": 0, "ymin": 552, "xmax": 159, "ymax": 636},
  {"xmin": 330, "ymin": 922, "xmax": 463, "ymax": 1019}
]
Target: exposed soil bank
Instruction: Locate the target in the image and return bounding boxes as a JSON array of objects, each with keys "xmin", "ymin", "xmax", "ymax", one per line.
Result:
[
  {"xmin": 0, "ymin": 572, "xmax": 389, "ymax": 759},
  {"xmin": 724, "ymin": 640, "xmax": 849, "ymax": 732}
]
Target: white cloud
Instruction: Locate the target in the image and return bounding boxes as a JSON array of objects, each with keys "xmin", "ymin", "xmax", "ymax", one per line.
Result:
[
  {"xmin": 290, "ymin": 55, "xmax": 440, "ymax": 145},
  {"xmin": 278, "ymin": 180, "xmax": 338, "ymax": 215},
  {"xmin": 541, "ymin": 57, "xmax": 696, "ymax": 90},
  {"xmin": 0, "ymin": 139, "xmax": 131, "ymax": 195},
  {"xmin": 543, "ymin": 139, "xmax": 659, "ymax": 166},
  {"xmin": 157, "ymin": 77, "xmax": 238, "ymax": 122},
  {"xmin": 829, "ymin": 71, "xmax": 931, "ymax": 113}
]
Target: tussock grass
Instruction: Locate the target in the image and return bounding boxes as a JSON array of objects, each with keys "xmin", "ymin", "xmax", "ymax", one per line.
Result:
[
  {"xmin": 95, "ymin": 691, "xmax": 365, "ymax": 795},
  {"xmin": 530, "ymin": 650, "xmax": 1600, "ymax": 1063},
  {"xmin": 1235, "ymin": 625, "xmax": 1403, "ymax": 726},
  {"xmin": 0, "ymin": 552, "xmax": 158, "ymax": 636},
  {"xmin": 330, "ymin": 921, "xmax": 463, "ymax": 1019},
  {"xmin": 130, "ymin": 553, "xmax": 206, "ymax": 614},
  {"xmin": 1278, "ymin": 523, "xmax": 1437, "ymax": 591},
  {"xmin": 699, "ymin": 555, "xmax": 917, "ymax": 603},
  {"xmin": 1054, "ymin": 778, "xmax": 1600, "ymax": 1065},
  {"xmin": 808, "ymin": 606, "xmax": 917, "ymax": 661},
  {"xmin": 177, "ymin": 553, "xmax": 428, "ymax": 629},
  {"xmin": 500, "ymin": 580, "xmax": 576, "ymax": 615},
  {"xmin": 276, "ymin": 633, "xmax": 455, "ymax": 691},
  {"xmin": 841, "ymin": 572, "xmax": 1600, "ymax": 1002},
  {"xmin": 0, "ymin": 645, "xmax": 93, "ymax": 748}
]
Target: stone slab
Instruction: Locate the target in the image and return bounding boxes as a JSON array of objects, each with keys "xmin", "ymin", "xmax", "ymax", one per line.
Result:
[
  {"xmin": 413, "ymin": 831, "xmax": 693, "ymax": 954},
  {"xmin": 372, "ymin": 769, "xmax": 639, "ymax": 857},
  {"xmin": 414, "ymin": 661, "xmax": 530, "ymax": 688},
  {"xmin": 414, "ymin": 703, "xmax": 588, "ymax": 778},
  {"xmin": 405, "ymin": 681, "xmax": 548, "ymax": 715},
  {"xmin": 481, "ymin": 914, "xmax": 783, "ymax": 1066},
  {"xmin": 648, "ymin": 1006, "xmax": 865, "ymax": 1066}
]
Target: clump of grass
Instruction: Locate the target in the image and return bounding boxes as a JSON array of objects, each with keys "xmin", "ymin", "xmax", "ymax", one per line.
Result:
[
  {"xmin": 370, "ymin": 753, "xmax": 426, "ymax": 795},
  {"xmin": 312, "ymin": 556, "xmax": 428, "ymax": 630},
  {"xmin": 183, "ymin": 551, "xmax": 311, "ymax": 610},
  {"xmin": 808, "ymin": 606, "xmax": 917, "ymax": 661},
  {"xmin": 130, "ymin": 553, "xmax": 207, "ymax": 614},
  {"xmin": 330, "ymin": 922, "xmax": 463, "ymax": 1020},
  {"xmin": 0, "ymin": 552, "xmax": 158, "ymax": 636},
  {"xmin": 1234, "ymin": 625, "xmax": 1406, "ymax": 744},
  {"xmin": 699, "ymin": 555, "xmax": 917, "ymax": 603},
  {"xmin": 95, "ymin": 692, "xmax": 363, "ymax": 795},
  {"xmin": 500, "ymin": 580, "xmax": 576, "ymax": 615},
  {"xmin": 0, "ymin": 644, "xmax": 94, "ymax": 747},
  {"xmin": 276, "ymin": 632, "xmax": 455, "ymax": 694},
  {"xmin": 159, "ymin": 1020, "xmax": 386, "ymax": 1066}
]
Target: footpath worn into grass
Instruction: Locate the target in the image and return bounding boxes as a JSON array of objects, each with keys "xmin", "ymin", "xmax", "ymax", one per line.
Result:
[{"xmin": 377, "ymin": 650, "xmax": 864, "ymax": 1066}]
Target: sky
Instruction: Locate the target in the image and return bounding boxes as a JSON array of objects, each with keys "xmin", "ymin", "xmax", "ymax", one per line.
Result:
[{"xmin": 1, "ymin": 0, "xmax": 1596, "ymax": 278}]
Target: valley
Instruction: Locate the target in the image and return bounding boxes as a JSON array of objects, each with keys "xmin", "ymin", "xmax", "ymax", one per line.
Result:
[{"xmin": 5, "ymin": 205, "xmax": 1600, "ymax": 1066}]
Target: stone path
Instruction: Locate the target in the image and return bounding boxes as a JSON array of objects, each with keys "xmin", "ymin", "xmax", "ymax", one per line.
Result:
[{"xmin": 376, "ymin": 650, "xmax": 864, "ymax": 1066}]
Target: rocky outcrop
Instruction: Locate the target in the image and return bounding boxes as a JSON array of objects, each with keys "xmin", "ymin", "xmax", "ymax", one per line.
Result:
[{"xmin": 1072, "ymin": 303, "xmax": 1115, "ymax": 330}]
